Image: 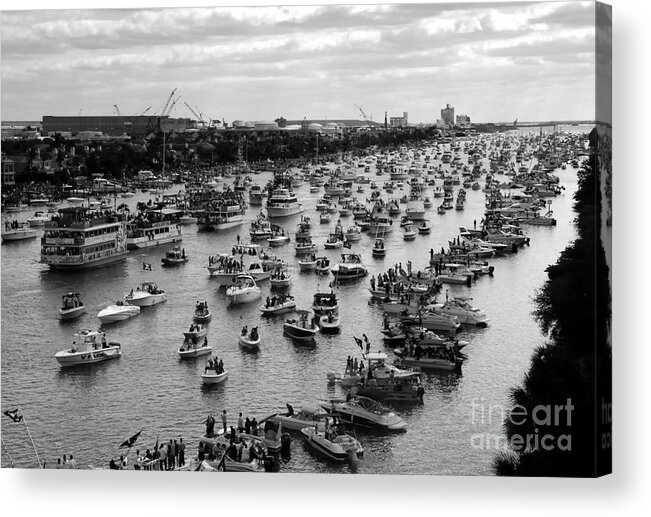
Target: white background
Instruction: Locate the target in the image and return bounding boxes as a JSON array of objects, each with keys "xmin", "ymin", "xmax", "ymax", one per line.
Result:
[{"xmin": 1, "ymin": 0, "xmax": 647, "ymax": 514}]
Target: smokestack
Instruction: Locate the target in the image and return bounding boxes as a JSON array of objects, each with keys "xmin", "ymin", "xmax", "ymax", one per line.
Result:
[{"xmin": 384, "ymin": 111, "xmax": 388, "ymax": 130}]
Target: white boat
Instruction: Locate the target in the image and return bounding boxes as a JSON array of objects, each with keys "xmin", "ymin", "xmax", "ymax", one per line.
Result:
[
  {"xmin": 344, "ymin": 226, "xmax": 362, "ymax": 242},
  {"xmin": 315, "ymin": 256, "xmax": 331, "ymax": 275},
  {"xmin": 193, "ymin": 301, "xmax": 212, "ymax": 322},
  {"xmin": 27, "ymin": 211, "xmax": 51, "ymax": 226},
  {"xmin": 268, "ymin": 234, "xmax": 290, "ymax": 247},
  {"xmin": 207, "ymin": 244, "xmax": 272, "ymax": 285},
  {"xmin": 301, "ymin": 425, "xmax": 363, "ymax": 463},
  {"xmin": 260, "ymin": 296, "xmax": 296, "ymax": 315},
  {"xmin": 418, "ymin": 220, "xmax": 431, "ymax": 234},
  {"xmin": 178, "ymin": 339, "xmax": 212, "ymax": 359},
  {"xmin": 400, "ymin": 310, "xmax": 461, "ymax": 332},
  {"xmin": 323, "ymin": 232, "xmax": 346, "ymax": 249},
  {"xmin": 372, "ymin": 237, "xmax": 386, "ymax": 256},
  {"xmin": 97, "ymin": 302, "xmax": 140, "ymax": 323},
  {"xmin": 161, "ymin": 246, "xmax": 188, "ymax": 266},
  {"xmin": 319, "ymin": 212, "xmax": 331, "ymax": 224},
  {"xmin": 331, "ymin": 253, "xmax": 368, "ymax": 281},
  {"xmin": 238, "ymin": 327, "xmax": 261, "ymax": 350},
  {"xmin": 320, "ymin": 396, "xmax": 407, "ymax": 432},
  {"xmin": 2, "ymin": 222, "xmax": 37, "ymax": 241},
  {"xmin": 294, "ymin": 236, "xmax": 317, "ymax": 256},
  {"xmin": 179, "ymin": 214, "xmax": 198, "ymax": 225},
  {"xmin": 124, "ymin": 282, "xmax": 167, "ymax": 307},
  {"xmin": 266, "ymin": 186, "xmax": 304, "ymax": 218},
  {"xmin": 184, "ymin": 323, "xmax": 208, "ymax": 340},
  {"xmin": 59, "ymin": 292, "xmax": 87, "ymax": 320},
  {"xmin": 201, "ymin": 369, "xmax": 229, "ymax": 385},
  {"xmin": 283, "ymin": 311, "xmax": 319, "ymax": 342},
  {"xmin": 318, "ymin": 313, "xmax": 341, "ymax": 334},
  {"xmin": 298, "ymin": 256, "xmax": 318, "ymax": 271},
  {"xmin": 430, "ymin": 297, "xmax": 489, "ymax": 327},
  {"xmin": 270, "ymin": 404, "xmax": 328, "ymax": 433},
  {"xmin": 55, "ymin": 329, "xmax": 121, "ymax": 367},
  {"xmin": 312, "ymin": 291, "xmax": 338, "ymax": 316},
  {"xmin": 197, "ymin": 204, "xmax": 245, "ymax": 231},
  {"xmin": 126, "ymin": 208, "xmax": 183, "ymax": 249},
  {"xmin": 403, "ymin": 224, "xmax": 416, "ymax": 240},
  {"xmin": 270, "ymin": 270, "xmax": 292, "ymax": 288},
  {"xmin": 226, "ymin": 275, "xmax": 262, "ymax": 305}
]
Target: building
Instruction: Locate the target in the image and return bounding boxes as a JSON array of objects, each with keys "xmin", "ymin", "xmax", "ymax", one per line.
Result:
[
  {"xmin": 456, "ymin": 114, "xmax": 471, "ymax": 126},
  {"xmin": 389, "ymin": 112, "xmax": 409, "ymax": 128},
  {"xmin": 1, "ymin": 154, "xmax": 16, "ymax": 186},
  {"xmin": 42, "ymin": 115, "xmax": 195, "ymax": 137},
  {"xmin": 441, "ymin": 104, "xmax": 455, "ymax": 126}
]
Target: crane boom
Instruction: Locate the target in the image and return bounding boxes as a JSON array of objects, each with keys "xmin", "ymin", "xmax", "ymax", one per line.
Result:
[
  {"xmin": 164, "ymin": 96, "xmax": 181, "ymax": 117},
  {"xmin": 159, "ymin": 88, "xmax": 177, "ymax": 116},
  {"xmin": 353, "ymin": 104, "xmax": 370, "ymax": 123},
  {"xmin": 113, "ymin": 104, "xmax": 121, "ymax": 116},
  {"xmin": 138, "ymin": 106, "xmax": 152, "ymax": 116}
]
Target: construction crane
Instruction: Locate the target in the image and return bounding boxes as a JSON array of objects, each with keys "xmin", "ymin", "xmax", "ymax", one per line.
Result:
[
  {"xmin": 157, "ymin": 88, "xmax": 177, "ymax": 116},
  {"xmin": 184, "ymin": 101, "xmax": 206, "ymax": 127},
  {"xmin": 164, "ymin": 95, "xmax": 181, "ymax": 117},
  {"xmin": 353, "ymin": 104, "xmax": 372, "ymax": 125},
  {"xmin": 113, "ymin": 104, "xmax": 121, "ymax": 116},
  {"xmin": 137, "ymin": 106, "xmax": 152, "ymax": 116}
]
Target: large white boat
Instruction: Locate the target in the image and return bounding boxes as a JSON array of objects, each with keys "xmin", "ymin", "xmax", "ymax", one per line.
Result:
[
  {"xmin": 2, "ymin": 222, "xmax": 37, "ymax": 242},
  {"xmin": 430, "ymin": 297, "xmax": 489, "ymax": 327},
  {"xmin": 367, "ymin": 212, "xmax": 394, "ymax": 236},
  {"xmin": 319, "ymin": 396, "xmax": 407, "ymax": 432},
  {"xmin": 266, "ymin": 182, "xmax": 304, "ymax": 218},
  {"xmin": 59, "ymin": 292, "xmax": 87, "ymax": 321},
  {"xmin": 248, "ymin": 185, "xmax": 265, "ymax": 205},
  {"xmin": 124, "ymin": 282, "xmax": 167, "ymax": 307},
  {"xmin": 331, "ymin": 253, "xmax": 368, "ymax": 281},
  {"xmin": 126, "ymin": 208, "xmax": 183, "ymax": 249},
  {"xmin": 97, "ymin": 302, "xmax": 141, "ymax": 323},
  {"xmin": 405, "ymin": 198, "xmax": 426, "ymax": 220},
  {"xmin": 226, "ymin": 275, "xmax": 262, "ymax": 305},
  {"xmin": 206, "ymin": 244, "xmax": 272, "ymax": 285},
  {"xmin": 197, "ymin": 203, "xmax": 245, "ymax": 231},
  {"xmin": 41, "ymin": 207, "xmax": 128, "ymax": 270},
  {"xmin": 55, "ymin": 329, "xmax": 121, "ymax": 367},
  {"xmin": 301, "ymin": 425, "xmax": 363, "ymax": 463}
]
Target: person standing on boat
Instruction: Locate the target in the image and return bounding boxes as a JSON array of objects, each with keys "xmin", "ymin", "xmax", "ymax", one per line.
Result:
[
  {"xmin": 237, "ymin": 413, "xmax": 245, "ymax": 434},
  {"xmin": 101, "ymin": 333, "xmax": 107, "ymax": 348},
  {"xmin": 221, "ymin": 410, "xmax": 228, "ymax": 434}
]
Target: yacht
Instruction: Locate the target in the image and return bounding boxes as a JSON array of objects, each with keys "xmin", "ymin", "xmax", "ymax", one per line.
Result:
[
  {"xmin": 126, "ymin": 208, "xmax": 183, "ymax": 249},
  {"xmin": 319, "ymin": 396, "xmax": 407, "ymax": 432},
  {"xmin": 226, "ymin": 275, "xmax": 262, "ymax": 305},
  {"xmin": 266, "ymin": 174, "xmax": 304, "ymax": 218},
  {"xmin": 430, "ymin": 297, "xmax": 489, "ymax": 327},
  {"xmin": 197, "ymin": 203, "xmax": 245, "ymax": 231},
  {"xmin": 124, "ymin": 282, "xmax": 167, "ymax": 307},
  {"xmin": 331, "ymin": 253, "xmax": 368, "ymax": 281}
]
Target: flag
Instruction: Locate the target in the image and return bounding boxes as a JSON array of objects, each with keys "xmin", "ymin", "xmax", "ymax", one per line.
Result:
[
  {"xmin": 353, "ymin": 336, "xmax": 363, "ymax": 352},
  {"xmin": 3, "ymin": 408, "xmax": 23, "ymax": 422},
  {"xmin": 119, "ymin": 429, "xmax": 142, "ymax": 448}
]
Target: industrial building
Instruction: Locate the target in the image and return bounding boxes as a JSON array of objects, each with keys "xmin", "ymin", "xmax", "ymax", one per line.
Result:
[
  {"xmin": 389, "ymin": 112, "xmax": 409, "ymax": 128},
  {"xmin": 441, "ymin": 104, "xmax": 455, "ymax": 126},
  {"xmin": 42, "ymin": 115, "xmax": 195, "ymax": 137}
]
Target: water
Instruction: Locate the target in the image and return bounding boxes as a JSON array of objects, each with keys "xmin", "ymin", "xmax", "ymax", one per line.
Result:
[{"xmin": 1, "ymin": 130, "xmax": 583, "ymax": 473}]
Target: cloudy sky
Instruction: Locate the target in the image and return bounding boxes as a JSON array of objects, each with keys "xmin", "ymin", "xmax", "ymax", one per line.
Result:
[{"xmin": 1, "ymin": 1, "xmax": 597, "ymax": 124}]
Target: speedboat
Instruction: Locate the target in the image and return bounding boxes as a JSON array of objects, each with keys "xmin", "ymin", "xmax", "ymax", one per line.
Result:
[
  {"xmin": 124, "ymin": 282, "xmax": 167, "ymax": 307},
  {"xmin": 193, "ymin": 301, "xmax": 212, "ymax": 322},
  {"xmin": 59, "ymin": 292, "xmax": 86, "ymax": 321},
  {"xmin": 55, "ymin": 329, "xmax": 121, "ymax": 367},
  {"xmin": 319, "ymin": 396, "xmax": 407, "ymax": 432},
  {"xmin": 269, "ymin": 404, "xmax": 328, "ymax": 433},
  {"xmin": 312, "ymin": 291, "xmax": 338, "ymax": 316},
  {"xmin": 97, "ymin": 302, "xmax": 140, "ymax": 323},
  {"xmin": 226, "ymin": 275, "xmax": 262, "ymax": 305},
  {"xmin": 1, "ymin": 222, "xmax": 37, "ymax": 241},
  {"xmin": 418, "ymin": 220, "xmax": 431, "ymax": 234},
  {"xmin": 269, "ymin": 269, "xmax": 292, "ymax": 288},
  {"xmin": 201, "ymin": 369, "xmax": 229, "ymax": 385},
  {"xmin": 260, "ymin": 295, "xmax": 296, "ymax": 315},
  {"xmin": 184, "ymin": 323, "xmax": 208, "ymax": 341},
  {"xmin": 344, "ymin": 226, "xmax": 362, "ymax": 242},
  {"xmin": 161, "ymin": 246, "xmax": 188, "ymax": 266},
  {"xmin": 298, "ymin": 256, "xmax": 318, "ymax": 271},
  {"xmin": 320, "ymin": 212, "xmax": 331, "ymax": 224},
  {"xmin": 268, "ymin": 234, "xmax": 290, "ymax": 247},
  {"xmin": 283, "ymin": 311, "xmax": 319, "ymax": 342},
  {"xmin": 331, "ymin": 253, "xmax": 368, "ymax": 281},
  {"xmin": 294, "ymin": 236, "xmax": 317, "ymax": 256},
  {"xmin": 430, "ymin": 297, "xmax": 489, "ymax": 327},
  {"xmin": 178, "ymin": 337, "xmax": 212, "ymax": 359},
  {"xmin": 318, "ymin": 313, "xmax": 341, "ymax": 334},
  {"xmin": 403, "ymin": 224, "xmax": 416, "ymax": 240},
  {"xmin": 238, "ymin": 327, "xmax": 261, "ymax": 350},
  {"xmin": 372, "ymin": 238, "xmax": 386, "ymax": 256},
  {"xmin": 315, "ymin": 256, "xmax": 331, "ymax": 275},
  {"xmin": 323, "ymin": 232, "xmax": 346, "ymax": 249},
  {"xmin": 27, "ymin": 211, "xmax": 51, "ymax": 226},
  {"xmin": 301, "ymin": 425, "xmax": 363, "ymax": 463}
]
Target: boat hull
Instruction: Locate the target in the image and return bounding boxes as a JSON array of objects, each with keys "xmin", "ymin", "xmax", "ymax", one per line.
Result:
[
  {"xmin": 201, "ymin": 370, "xmax": 229, "ymax": 384},
  {"xmin": 124, "ymin": 293, "xmax": 167, "ymax": 307},
  {"xmin": 178, "ymin": 346, "xmax": 213, "ymax": 359},
  {"xmin": 59, "ymin": 306, "xmax": 87, "ymax": 320},
  {"xmin": 126, "ymin": 234, "xmax": 182, "ymax": 250},
  {"xmin": 43, "ymin": 251, "xmax": 128, "ymax": 270},
  {"xmin": 55, "ymin": 346, "xmax": 121, "ymax": 367}
]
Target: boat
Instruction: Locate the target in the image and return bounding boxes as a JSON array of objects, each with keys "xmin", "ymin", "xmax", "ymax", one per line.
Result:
[
  {"xmin": 55, "ymin": 329, "xmax": 121, "ymax": 367},
  {"xmin": 270, "ymin": 268, "xmax": 292, "ymax": 288},
  {"xmin": 394, "ymin": 342, "xmax": 463, "ymax": 372},
  {"xmin": 248, "ymin": 185, "xmax": 265, "ymax": 205},
  {"xmin": 436, "ymin": 264, "xmax": 474, "ymax": 286},
  {"xmin": 238, "ymin": 326, "xmax": 261, "ymax": 350},
  {"xmin": 178, "ymin": 336, "xmax": 212, "ymax": 359},
  {"xmin": 260, "ymin": 294, "xmax": 296, "ymax": 315},
  {"xmin": 331, "ymin": 253, "xmax": 368, "ymax": 281},
  {"xmin": 323, "ymin": 232, "xmax": 346, "ymax": 249},
  {"xmin": 283, "ymin": 310, "xmax": 319, "ymax": 342},
  {"xmin": 298, "ymin": 255, "xmax": 318, "ymax": 271},
  {"xmin": 207, "ymin": 244, "xmax": 272, "ymax": 285},
  {"xmin": 294, "ymin": 236, "xmax": 317, "ymax": 256},
  {"xmin": 403, "ymin": 224, "xmax": 416, "ymax": 240},
  {"xmin": 301, "ymin": 424, "xmax": 363, "ymax": 463},
  {"xmin": 179, "ymin": 214, "xmax": 198, "ymax": 225},
  {"xmin": 417, "ymin": 220, "xmax": 431, "ymax": 234},
  {"xmin": 315, "ymin": 256, "xmax": 331, "ymax": 275},
  {"xmin": 269, "ymin": 404, "xmax": 328, "ymax": 433},
  {"xmin": 193, "ymin": 301, "xmax": 212, "ymax": 322},
  {"xmin": 319, "ymin": 396, "xmax": 407, "ymax": 432},
  {"xmin": 367, "ymin": 212, "xmax": 394, "ymax": 237},
  {"xmin": 2, "ymin": 222, "xmax": 37, "ymax": 241},
  {"xmin": 430, "ymin": 296, "xmax": 489, "ymax": 327},
  {"xmin": 399, "ymin": 216, "xmax": 413, "ymax": 228},
  {"xmin": 266, "ymin": 180, "xmax": 304, "ymax": 218},
  {"xmin": 197, "ymin": 203, "xmax": 245, "ymax": 231},
  {"xmin": 319, "ymin": 212, "xmax": 331, "ymax": 224},
  {"xmin": 184, "ymin": 323, "xmax": 208, "ymax": 341},
  {"xmin": 400, "ymin": 310, "xmax": 461, "ymax": 332},
  {"xmin": 201, "ymin": 365, "xmax": 229, "ymax": 385},
  {"xmin": 318, "ymin": 312, "xmax": 341, "ymax": 334},
  {"xmin": 372, "ymin": 237, "xmax": 386, "ymax": 256},
  {"xmin": 226, "ymin": 275, "xmax": 262, "ymax": 305},
  {"xmin": 344, "ymin": 225, "xmax": 362, "ymax": 242},
  {"xmin": 41, "ymin": 207, "xmax": 128, "ymax": 270},
  {"xmin": 267, "ymin": 232, "xmax": 290, "ymax": 247},
  {"xmin": 97, "ymin": 301, "xmax": 141, "ymax": 323},
  {"xmin": 126, "ymin": 208, "xmax": 183, "ymax": 249},
  {"xmin": 124, "ymin": 282, "xmax": 167, "ymax": 307},
  {"xmin": 27, "ymin": 211, "xmax": 51, "ymax": 226},
  {"xmin": 161, "ymin": 246, "xmax": 188, "ymax": 266},
  {"xmin": 312, "ymin": 291, "xmax": 338, "ymax": 316},
  {"xmin": 58, "ymin": 292, "xmax": 86, "ymax": 320}
]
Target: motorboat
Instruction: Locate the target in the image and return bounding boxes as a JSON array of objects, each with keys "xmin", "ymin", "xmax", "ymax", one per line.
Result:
[
  {"xmin": 372, "ymin": 238, "xmax": 386, "ymax": 256},
  {"xmin": 1, "ymin": 222, "xmax": 37, "ymax": 241},
  {"xmin": 399, "ymin": 216, "xmax": 413, "ymax": 228},
  {"xmin": 403, "ymin": 224, "xmax": 416, "ymax": 240},
  {"xmin": 269, "ymin": 404, "xmax": 328, "ymax": 433},
  {"xmin": 178, "ymin": 336, "xmax": 212, "ymax": 359},
  {"xmin": 331, "ymin": 253, "xmax": 368, "ymax": 281},
  {"xmin": 207, "ymin": 244, "xmax": 272, "ymax": 285},
  {"xmin": 124, "ymin": 282, "xmax": 167, "ymax": 307},
  {"xmin": 201, "ymin": 369, "xmax": 229, "ymax": 385},
  {"xmin": 269, "ymin": 268, "xmax": 292, "ymax": 288},
  {"xmin": 294, "ymin": 236, "xmax": 317, "ymax": 256},
  {"xmin": 27, "ymin": 211, "xmax": 51, "ymax": 226},
  {"xmin": 238, "ymin": 326, "xmax": 261, "ymax": 350},
  {"xmin": 323, "ymin": 232, "xmax": 346, "ymax": 249},
  {"xmin": 344, "ymin": 225, "xmax": 362, "ymax": 242},
  {"xmin": 226, "ymin": 275, "xmax": 262, "ymax": 305},
  {"xmin": 430, "ymin": 297, "xmax": 489, "ymax": 327},
  {"xmin": 59, "ymin": 292, "xmax": 86, "ymax": 320},
  {"xmin": 312, "ymin": 291, "xmax": 338, "ymax": 316},
  {"xmin": 400, "ymin": 310, "xmax": 461, "ymax": 332},
  {"xmin": 394, "ymin": 343, "xmax": 463, "ymax": 372},
  {"xmin": 161, "ymin": 246, "xmax": 188, "ymax": 266},
  {"xmin": 184, "ymin": 323, "xmax": 208, "ymax": 341},
  {"xmin": 193, "ymin": 301, "xmax": 212, "ymax": 322},
  {"xmin": 319, "ymin": 396, "xmax": 407, "ymax": 432},
  {"xmin": 283, "ymin": 310, "xmax": 319, "ymax": 342},
  {"xmin": 351, "ymin": 352, "xmax": 424, "ymax": 403},
  {"xmin": 298, "ymin": 255, "xmax": 318, "ymax": 271},
  {"xmin": 318, "ymin": 313, "xmax": 341, "ymax": 334},
  {"xmin": 267, "ymin": 233, "xmax": 290, "ymax": 247},
  {"xmin": 97, "ymin": 301, "xmax": 140, "ymax": 323},
  {"xmin": 417, "ymin": 220, "xmax": 431, "ymax": 234},
  {"xmin": 315, "ymin": 256, "xmax": 331, "ymax": 275},
  {"xmin": 319, "ymin": 212, "xmax": 331, "ymax": 224},
  {"xmin": 301, "ymin": 425, "xmax": 363, "ymax": 463},
  {"xmin": 55, "ymin": 329, "xmax": 121, "ymax": 367},
  {"xmin": 260, "ymin": 295, "xmax": 296, "ymax": 315},
  {"xmin": 436, "ymin": 264, "xmax": 474, "ymax": 286}
]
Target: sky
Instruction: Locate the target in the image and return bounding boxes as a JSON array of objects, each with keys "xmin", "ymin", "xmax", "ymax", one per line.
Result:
[{"xmin": 0, "ymin": 0, "xmax": 598, "ymax": 124}]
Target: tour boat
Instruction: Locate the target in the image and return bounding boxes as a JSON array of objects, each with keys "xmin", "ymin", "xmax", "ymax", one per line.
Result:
[
  {"xmin": 124, "ymin": 282, "xmax": 167, "ymax": 307},
  {"xmin": 193, "ymin": 301, "xmax": 212, "ymax": 322},
  {"xmin": 266, "ymin": 185, "xmax": 304, "ymax": 218},
  {"xmin": 197, "ymin": 204, "xmax": 245, "ymax": 231},
  {"xmin": 315, "ymin": 256, "xmax": 331, "ymax": 275},
  {"xmin": 403, "ymin": 224, "xmax": 417, "ymax": 240},
  {"xmin": 97, "ymin": 302, "xmax": 141, "ymax": 323},
  {"xmin": 319, "ymin": 396, "xmax": 407, "ymax": 432},
  {"xmin": 2, "ymin": 222, "xmax": 37, "ymax": 242},
  {"xmin": 27, "ymin": 211, "xmax": 51, "ymax": 226},
  {"xmin": 184, "ymin": 323, "xmax": 208, "ymax": 341},
  {"xmin": 372, "ymin": 237, "xmax": 386, "ymax": 256},
  {"xmin": 331, "ymin": 253, "xmax": 368, "ymax": 281},
  {"xmin": 41, "ymin": 207, "xmax": 128, "ymax": 270},
  {"xmin": 238, "ymin": 327, "xmax": 261, "ymax": 350},
  {"xmin": 301, "ymin": 425, "xmax": 363, "ymax": 463},
  {"xmin": 126, "ymin": 208, "xmax": 183, "ymax": 249},
  {"xmin": 283, "ymin": 311, "xmax": 319, "ymax": 342},
  {"xmin": 59, "ymin": 292, "xmax": 87, "ymax": 320},
  {"xmin": 161, "ymin": 246, "xmax": 188, "ymax": 266},
  {"xmin": 55, "ymin": 329, "xmax": 121, "ymax": 367},
  {"xmin": 260, "ymin": 296, "xmax": 297, "ymax": 315},
  {"xmin": 226, "ymin": 275, "xmax": 262, "ymax": 305}
]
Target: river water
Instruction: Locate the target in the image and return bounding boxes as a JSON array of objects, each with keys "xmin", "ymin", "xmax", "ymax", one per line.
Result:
[{"xmin": 1, "ymin": 128, "xmax": 585, "ymax": 474}]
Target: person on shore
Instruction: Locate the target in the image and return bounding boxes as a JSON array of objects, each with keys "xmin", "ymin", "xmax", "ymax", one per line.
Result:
[
  {"xmin": 67, "ymin": 454, "xmax": 78, "ymax": 469},
  {"xmin": 178, "ymin": 438, "xmax": 185, "ymax": 467}
]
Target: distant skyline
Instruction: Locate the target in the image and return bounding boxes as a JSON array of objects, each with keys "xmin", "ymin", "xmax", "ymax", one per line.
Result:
[{"xmin": 1, "ymin": 1, "xmax": 597, "ymax": 124}]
